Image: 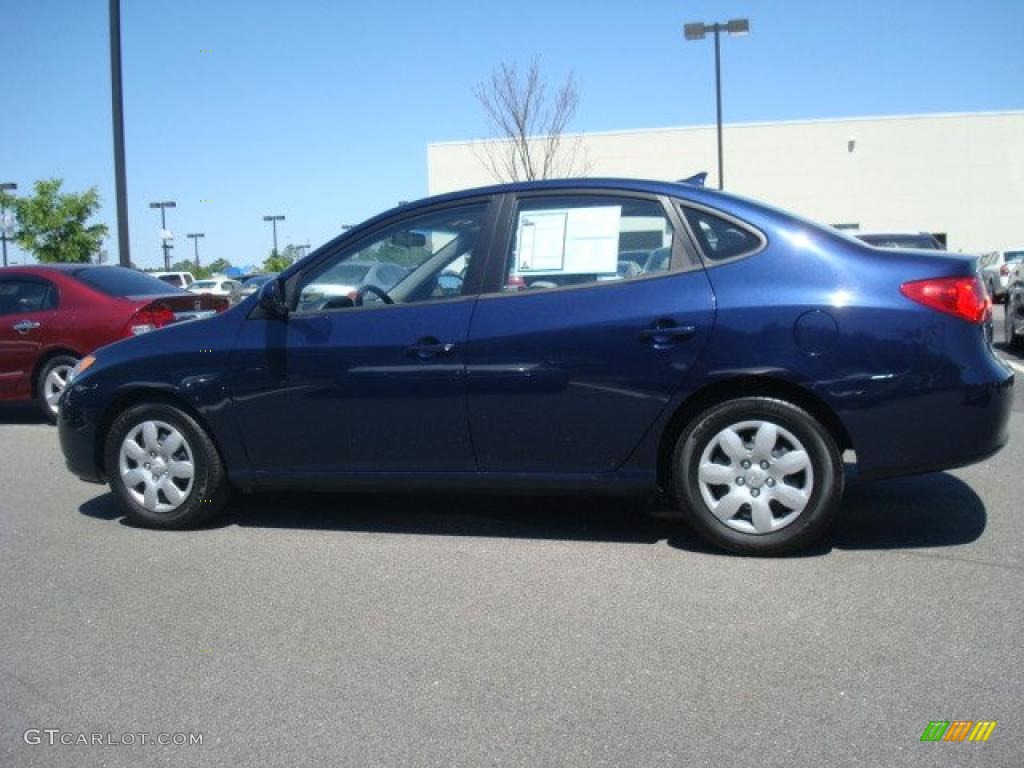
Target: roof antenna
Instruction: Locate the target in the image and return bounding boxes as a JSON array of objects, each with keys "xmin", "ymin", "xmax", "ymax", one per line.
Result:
[{"xmin": 677, "ymin": 172, "xmax": 708, "ymax": 187}]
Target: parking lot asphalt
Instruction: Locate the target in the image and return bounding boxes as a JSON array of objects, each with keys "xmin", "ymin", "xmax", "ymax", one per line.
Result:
[{"xmin": 1, "ymin": 307, "xmax": 1021, "ymax": 768}]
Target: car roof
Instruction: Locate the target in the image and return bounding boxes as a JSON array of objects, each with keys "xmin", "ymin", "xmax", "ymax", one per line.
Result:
[
  {"xmin": 397, "ymin": 177, "xmax": 715, "ymax": 211},
  {"xmin": 315, "ymin": 177, "xmax": 744, "ymax": 255},
  {"xmin": 0, "ymin": 264, "xmax": 95, "ymax": 273},
  {"xmin": 856, "ymin": 231, "xmax": 935, "ymax": 237}
]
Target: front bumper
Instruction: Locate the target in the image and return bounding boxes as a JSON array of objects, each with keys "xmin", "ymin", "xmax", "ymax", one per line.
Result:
[{"xmin": 57, "ymin": 383, "xmax": 104, "ymax": 484}]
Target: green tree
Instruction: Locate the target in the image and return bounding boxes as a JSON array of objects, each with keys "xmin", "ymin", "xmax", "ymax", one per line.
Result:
[
  {"xmin": 262, "ymin": 244, "xmax": 301, "ymax": 273},
  {"xmin": 12, "ymin": 179, "xmax": 108, "ymax": 263},
  {"xmin": 206, "ymin": 257, "xmax": 233, "ymax": 275}
]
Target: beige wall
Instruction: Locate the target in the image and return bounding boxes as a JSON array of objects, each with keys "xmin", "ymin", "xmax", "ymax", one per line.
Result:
[{"xmin": 427, "ymin": 112, "xmax": 1024, "ymax": 254}]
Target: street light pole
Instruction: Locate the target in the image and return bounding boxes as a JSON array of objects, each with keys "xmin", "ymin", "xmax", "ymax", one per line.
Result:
[
  {"xmin": 187, "ymin": 232, "xmax": 205, "ymax": 271},
  {"xmin": 263, "ymin": 215, "xmax": 285, "ymax": 255},
  {"xmin": 684, "ymin": 18, "xmax": 749, "ymax": 190},
  {"xmin": 0, "ymin": 182, "xmax": 16, "ymax": 267},
  {"xmin": 109, "ymin": 0, "xmax": 131, "ymax": 266},
  {"xmin": 149, "ymin": 200, "xmax": 176, "ymax": 270}
]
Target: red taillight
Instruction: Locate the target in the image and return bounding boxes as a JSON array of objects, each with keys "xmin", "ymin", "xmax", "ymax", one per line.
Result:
[
  {"xmin": 504, "ymin": 275, "xmax": 526, "ymax": 292},
  {"xmin": 127, "ymin": 302, "xmax": 176, "ymax": 336},
  {"xmin": 899, "ymin": 276, "xmax": 990, "ymax": 324},
  {"xmin": 1000, "ymin": 264, "xmax": 1010, "ymax": 276}
]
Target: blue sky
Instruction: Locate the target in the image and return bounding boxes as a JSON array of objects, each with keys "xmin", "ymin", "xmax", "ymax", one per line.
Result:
[{"xmin": 3, "ymin": 0, "xmax": 1022, "ymax": 268}]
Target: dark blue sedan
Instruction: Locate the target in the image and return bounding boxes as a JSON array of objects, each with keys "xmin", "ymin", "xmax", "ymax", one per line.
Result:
[{"xmin": 58, "ymin": 179, "xmax": 1014, "ymax": 554}]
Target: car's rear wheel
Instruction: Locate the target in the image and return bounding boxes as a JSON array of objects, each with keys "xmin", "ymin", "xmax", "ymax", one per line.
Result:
[
  {"xmin": 672, "ymin": 397, "xmax": 843, "ymax": 555},
  {"xmin": 36, "ymin": 354, "xmax": 79, "ymax": 423},
  {"xmin": 104, "ymin": 402, "xmax": 229, "ymax": 528},
  {"xmin": 1006, "ymin": 298, "xmax": 1023, "ymax": 349}
]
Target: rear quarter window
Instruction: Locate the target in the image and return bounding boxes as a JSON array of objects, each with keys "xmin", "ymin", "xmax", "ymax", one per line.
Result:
[{"xmin": 682, "ymin": 207, "xmax": 763, "ymax": 262}]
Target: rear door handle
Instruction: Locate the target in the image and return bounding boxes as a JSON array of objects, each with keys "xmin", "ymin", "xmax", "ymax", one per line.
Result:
[
  {"xmin": 406, "ymin": 337, "xmax": 456, "ymax": 360},
  {"xmin": 640, "ymin": 321, "xmax": 696, "ymax": 346},
  {"xmin": 12, "ymin": 320, "xmax": 41, "ymax": 335}
]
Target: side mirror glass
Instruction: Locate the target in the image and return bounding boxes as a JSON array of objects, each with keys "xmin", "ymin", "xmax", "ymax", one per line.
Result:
[{"xmin": 258, "ymin": 278, "xmax": 288, "ymax": 318}]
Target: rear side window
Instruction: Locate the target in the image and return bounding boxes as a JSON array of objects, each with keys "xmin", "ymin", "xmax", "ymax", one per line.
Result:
[
  {"xmin": 683, "ymin": 207, "xmax": 762, "ymax": 262},
  {"xmin": 499, "ymin": 195, "xmax": 676, "ymax": 292},
  {"xmin": 0, "ymin": 280, "xmax": 57, "ymax": 315},
  {"xmin": 76, "ymin": 267, "xmax": 182, "ymax": 296}
]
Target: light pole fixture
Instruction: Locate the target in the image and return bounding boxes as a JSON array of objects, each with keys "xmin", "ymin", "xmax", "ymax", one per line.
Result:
[
  {"xmin": 0, "ymin": 182, "xmax": 16, "ymax": 268},
  {"xmin": 149, "ymin": 200, "xmax": 176, "ymax": 270},
  {"xmin": 187, "ymin": 232, "xmax": 205, "ymax": 271},
  {"xmin": 263, "ymin": 214, "xmax": 285, "ymax": 255},
  {"xmin": 683, "ymin": 17, "xmax": 749, "ymax": 190},
  {"xmin": 295, "ymin": 242, "xmax": 311, "ymax": 259}
]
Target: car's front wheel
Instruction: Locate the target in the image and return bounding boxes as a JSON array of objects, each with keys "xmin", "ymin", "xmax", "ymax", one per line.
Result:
[
  {"xmin": 104, "ymin": 402, "xmax": 229, "ymax": 528},
  {"xmin": 672, "ymin": 397, "xmax": 844, "ymax": 555},
  {"xmin": 36, "ymin": 354, "xmax": 79, "ymax": 423}
]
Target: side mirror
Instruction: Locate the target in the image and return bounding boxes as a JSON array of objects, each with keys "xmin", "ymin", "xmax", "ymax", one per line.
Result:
[{"xmin": 258, "ymin": 278, "xmax": 288, "ymax": 318}]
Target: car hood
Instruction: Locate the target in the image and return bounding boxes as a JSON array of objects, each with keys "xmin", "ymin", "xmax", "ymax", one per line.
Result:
[{"xmin": 301, "ymin": 283, "xmax": 358, "ymax": 295}]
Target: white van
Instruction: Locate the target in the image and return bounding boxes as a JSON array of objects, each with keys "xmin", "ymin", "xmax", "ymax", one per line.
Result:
[{"xmin": 151, "ymin": 271, "xmax": 195, "ymax": 289}]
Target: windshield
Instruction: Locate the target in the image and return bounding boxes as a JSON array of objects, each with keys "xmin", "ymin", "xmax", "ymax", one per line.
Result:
[
  {"xmin": 192, "ymin": 281, "xmax": 217, "ymax": 289},
  {"xmin": 1004, "ymin": 251, "xmax": 1024, "ymax": 262},
  {"xmin": 76, "ymin": 267, "xmax": 182, "ymax": 296},
  {"xmin": 319, "ymin": 263, "xmax": 371, "ymax": 285},
  {"xmin": 858, "ymin": 233, "xmax": 940, "ymax": 250}
]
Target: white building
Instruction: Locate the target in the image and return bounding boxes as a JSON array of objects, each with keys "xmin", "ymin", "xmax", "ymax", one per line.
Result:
[{"xmin": 427, "ymin": 111, "xmax": 1024, "ymax": 254}]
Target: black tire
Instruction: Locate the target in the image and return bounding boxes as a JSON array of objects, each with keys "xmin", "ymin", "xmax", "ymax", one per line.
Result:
[
  {"xmin": 36, "ymin": 354, "xmax": 79, "ymax": 424},
  {"xmin": 1006, "ymin": 300, "xmax": 1023, "ymax": 350},
  {"xmin": 988, "ymin": 281, "xmax": 1000, "ymax": 304},
  {"xmin": 104, "ymin": 402, "xmax": 229, "ymax": 529},
  {"xmin": 671, "ymin": 397, "xmax": 843, "ymax": 556}
]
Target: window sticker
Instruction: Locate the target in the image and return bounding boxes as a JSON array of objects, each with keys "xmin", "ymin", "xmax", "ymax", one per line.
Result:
[{"xmin": 514, "ymin": 206, "xmax": 621, "ymax": 276}]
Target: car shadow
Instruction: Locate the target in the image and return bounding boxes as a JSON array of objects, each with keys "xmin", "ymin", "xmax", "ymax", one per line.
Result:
[
  {"xmin": 78, "ymin": 469, "xmax": 986, "ymax": 555},
  {"xmin": 0, "ymin": 403, "xmax": 47, "ymax": 425}
]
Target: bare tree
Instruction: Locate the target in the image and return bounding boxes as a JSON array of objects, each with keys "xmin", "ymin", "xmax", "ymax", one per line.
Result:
[{"xmin": 472, "ymin": 58, "xmax": 590, "ymax": 182}]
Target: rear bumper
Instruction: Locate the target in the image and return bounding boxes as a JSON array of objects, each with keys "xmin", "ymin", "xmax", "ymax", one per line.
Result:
[{"xmin": 849, "ymin": 359, "xmax": 1014, "ymax": 481}]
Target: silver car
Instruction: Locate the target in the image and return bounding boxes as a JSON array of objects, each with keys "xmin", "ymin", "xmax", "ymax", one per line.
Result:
[
  {"xmin": 297, "ymin": 260, "xmax": 408, "ymax": 311},
  {"xmin": 980, "ymin": 248, "xmax": 1024, "ymax": 303}
]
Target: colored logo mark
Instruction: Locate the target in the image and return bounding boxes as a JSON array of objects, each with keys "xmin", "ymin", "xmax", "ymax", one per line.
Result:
[{"xmin": 921, "ymin": 720, "xmax": 997, "ymax": 742}]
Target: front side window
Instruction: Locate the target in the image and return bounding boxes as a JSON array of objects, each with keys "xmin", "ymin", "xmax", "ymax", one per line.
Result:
[
  {"xmin": 294, "ymin": 203, "xmax": 488, "ymax": 313},
  {"xmin": 683, "ymin": 207, "xmax": 762, "ymax": 262},
  {"xmin": 499, "ymin": 196, "xmax": 675, "ymax": 293},
  {"xmin": 0, "ymin": 280, "xmax": 57, "ymax": 315}
]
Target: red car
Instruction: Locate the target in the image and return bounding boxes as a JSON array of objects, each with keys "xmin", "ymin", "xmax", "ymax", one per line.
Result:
[{"xmin": 0, "ymin": 265, "xmax": 228, "ymax": 421}]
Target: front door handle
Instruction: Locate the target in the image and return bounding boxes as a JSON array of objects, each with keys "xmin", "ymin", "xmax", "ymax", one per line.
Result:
[
  {"xmin": 406, "ymin": 337, "xmax": 456, "ymax": 360},
  {"xmin": 640, "ymin": 321, "xmax": 697, "ymax": 347},
  {"xmin": 12, "ymin": 320, "xmax": 41, "ymax": 335}
]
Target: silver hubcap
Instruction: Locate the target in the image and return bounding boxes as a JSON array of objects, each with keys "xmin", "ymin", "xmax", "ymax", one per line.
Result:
[
  {"xmin": 44, "ymin": 364, "xmax": 74, "ymax": 414},
  {"xmin": 118, "ymin": 420, "xmax": 195, "ymax": 514},
  {"xmin": 696, "ymin": 419, "xmax": 814, "ymax": 535}
]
